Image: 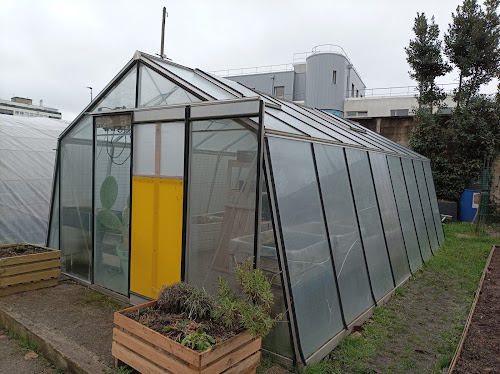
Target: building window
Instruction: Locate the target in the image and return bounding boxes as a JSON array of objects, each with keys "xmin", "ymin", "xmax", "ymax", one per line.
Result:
[
  {"xmin": 15, "ymin": 111, "xmax": 19, "ymax": 114},
  {"xmin": 390, "ymin": 109, "xmax": 409, "ymax": 116},
  {"xmin": 332, "ymin": 70, "xmax": 337, "ymax": 84},
  {"xmin": 274, "ymin": 86, "xmax": 285, "ymax": 98},
  {"xmin": 351, "ymin": 84, "xmax": 355, "ymax": 97},
  {"xmin": 346, "ymin": 111, "xmax": 368, "ymax": 117}
]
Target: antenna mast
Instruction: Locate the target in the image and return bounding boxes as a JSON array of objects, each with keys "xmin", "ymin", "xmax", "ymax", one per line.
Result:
[{"xmin": 160, "ymin": 7, "xmax": 167, "ymax": 59}]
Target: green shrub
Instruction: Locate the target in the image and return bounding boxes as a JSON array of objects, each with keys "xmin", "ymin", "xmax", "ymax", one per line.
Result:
[
  {"xmin": 157, "ymin": 282, "xmax": 215, "ymax": 320},
  {"xmin": 181, "ymin": 329, "xmax": 216, "ymax": 351}
]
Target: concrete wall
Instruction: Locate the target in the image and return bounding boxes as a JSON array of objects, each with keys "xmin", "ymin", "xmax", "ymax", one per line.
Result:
[
  {"xmin": 345, "ymin": 95, "xmax": 456, "ymax": 118},
  {"xmin": 355, "ymin": 117, "xmax": 415, "ymax": 147}
]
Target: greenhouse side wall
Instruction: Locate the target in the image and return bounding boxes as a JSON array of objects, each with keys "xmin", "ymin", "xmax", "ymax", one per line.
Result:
[{"xmin": 266, "ymin": 135, "xmax": 442, "ymax": 364}]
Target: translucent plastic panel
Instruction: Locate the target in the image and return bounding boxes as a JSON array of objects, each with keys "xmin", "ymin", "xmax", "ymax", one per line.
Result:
[
  {"xmin": 139, "ymin": 65, "xmax": 201, "ymax": 107},
  {"xmin": 387, "ymin": 156, "xmax": 423, "ymax": 271},
  {"xmin": 268, "ymin": 137, "xmax": 342, "ymax": 359},
  {"xmin": 264, "ymin": 112, "xmax": 305, "ymax": 135},
  {"xmin": 186, "ymin": 119, "xmax": 258, "ymax": 295},
  {"xmin": 133, "ymin": 124, "xmax": 156, "ymax": 175},
  {"xmin": 266, "ymin": 107, "xmax": 338, "ymax": 141},
  {"xmin": 149, "ymin": 59, "xmax": 236, "ymax": 100},
  {"xmin": 60, "ymin": 116, "xmax": 93, "ymax": 281},
  {"xmin": 160, "ymin": 122, "xmax": 184, "ymax": 177},
  {"xmin": 414, "ymin": 160, "xmax": 439, "ymax": 253},
  {"xmin": 369, "ymin": 152, "xmax": 410, "ymax": 285},
  {"xmin": 260, "ymin": 180, "xmax": 294, "ymax": 359},
  {"xmin": 423, "ymin": 161, "xmax": 445, "ymax": 244},
  {"xmin": 94, "ymin": 125, "xmax": 131, "ymax": 295},
  {"xmin": 401, "ymin": 158, "xmax": 432, "ymax": 261},
  {"xmin": 47, "ymin": 168, "xmax": 59, "ymax": 249},
  {"xmin": 314, "ymin": 143, "xmax": 373, "ymax": 324},
  {"xmin": 94, "ymin": 67, "xmax": 137, "ymax": 113},
  {"xmin": 346, "ymin": 149, "xmax": 394, "ymax": 301},
  {"xmin": 277, "ymin": 100, "xmax": 377, "ymax": 148}
]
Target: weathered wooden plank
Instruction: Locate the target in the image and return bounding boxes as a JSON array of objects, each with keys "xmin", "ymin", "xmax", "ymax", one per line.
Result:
[
  {"xmin": 0, "ymin": 278, "xmax": 58, "ymax": 297},
  {"xmin": 113, "ymin": 328, "xmax": 197, "ymax": 374},
  {"xmin": 200, "ymin": 338, "xmax": 261, "ymax": 374},
  {"xmin": 0, "ymin": 259, "xmax": 60, "ymax": 277},
  {"xmin": 115, "ymin": 300, "xmax": 156, "ymax": 315},
  {"xmin": 114, "ymin": 310, "xmax": 201, "ymax": 367},
  {"xmin": 112, "ymin": 341, "xmax": 172, "ymax": 374},
  {"xmin": 0, "ymin": 250, "xmax": 60, "ymax": 266},
  {"xmin": 0, "ymin": 268, "xmax": 60, "ymax": 287},
  {"xmin": 199, "ymin": 332, "xmax": 255, "ymax": 367},
  {"xmin": 221, "ymin": 351, "xmax": 261, "ymax": 374}
]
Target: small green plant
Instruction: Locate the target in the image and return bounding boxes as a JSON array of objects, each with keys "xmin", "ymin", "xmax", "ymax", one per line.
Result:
[
  {"xmin": 181, "ymin": 329, "xmax": 216, "ymax": 351},
  {"xmin": 213, "ymin": 259, "xmax": 278, "ymax": 338},
  {"xmin": 114, "ymin": 363, "xmax": 134, "ymax": 374},
  {"xmin": 162, "ymin": 325, "xmax": 172, "ymax": 333}
]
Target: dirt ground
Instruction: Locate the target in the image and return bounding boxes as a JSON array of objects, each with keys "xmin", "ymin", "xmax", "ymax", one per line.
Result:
[
  {"xmin": 453, "ymin": 247, "xmax": 500, "ymax": 374},
  {"xmin": 0, "ymin": 244, "xmax": 50, "ymax": 258}
]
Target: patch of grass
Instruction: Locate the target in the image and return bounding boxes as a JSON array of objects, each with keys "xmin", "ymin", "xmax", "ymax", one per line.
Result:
[
  {"xmin": 114, "ymin": 363, "xmax": 134, "ymax": 374},
  {"xmin": 311, "ymin": 223, "xmax": 498, "ymax": 373},
  {"xmin": 17, "ymin": 336, "xmax": 38, "ymax": 352},
  {"xmin": 80, "ymin": 289, "xmax": 127, "ymax": 311},
  {"xmin": 257, "ymin": 352, "xmax": 277, "ymax": 373}
]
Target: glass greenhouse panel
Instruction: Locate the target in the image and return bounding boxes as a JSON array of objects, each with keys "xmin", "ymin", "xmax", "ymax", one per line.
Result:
[
  {"xmin": 401, "ymin": 158, "xmax": 432, "ymax": 261},
  {"xmin": 387, "ymin": 156, "xmax": 422, "ymax": 271},
  {"xmin": 133, "ymin": 124, "xmax": 156, "ymax": 176},
  {"xmin": 93, "ymin": 67, "xmax": 137, "ymax": 113},
  {"xmin": 263, "ymin": 112, "xmax": 305, "ymax": 135},
  {"xmin": 59, "ymin": 116, "xmax": 93, "ymax": 281},
  {"xmin": 413, "ymin": 160, "xmax": 439, "ymax": 253},
  {"xmin": 186, "ymin": 118, "xmax": 258, "ymax": 295},
  {"xmin": 369, "ymin": 152, "xmax": 410, "ymax": 285},
  {"xmin": 149, "ymin": 59, "xmax": 237, "ymax": 100},
  {"xmin": 260, "ymin": 180, "xmax": 294, "ymax": 359},
  {"xmin": 139, "ymin": 65, "xmax": 201, "ymax": 107},
  {"xmin": 314, "ymin": 143, "xmax": 373, "ymax": 325},
  {"xmin": 160, "ymin": 122, "xmax": 185, "ymax": 177},
  {"xmin": 423, "ymin": 161, "xmax": 445, "ymax": 244},
  {"xmin": 268, "ymin": 137, "xmax": 343, "ymax": 359},
  {"xmin": 47, "ymin": 168, "xmax": 59, "ymax": 249},
  {"xmin": 345, "ymin": 149, "xmax": 394, "ymax": 301},
  {"xmin": 94, "ymin": 124, "xmax": 131, "ymax": 295}
]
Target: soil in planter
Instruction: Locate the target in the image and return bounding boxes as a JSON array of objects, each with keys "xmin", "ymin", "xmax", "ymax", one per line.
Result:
[
  {"xmin": 0, "ymin": 244, "xmax": 50, "ymax": 259},
  {"xmin": 127, "ymin": 305, "xmax": 242, "ymax": 347},
  {"xmin": 453, "ymin": 248, "xmax": 500, "ymax": 374}
]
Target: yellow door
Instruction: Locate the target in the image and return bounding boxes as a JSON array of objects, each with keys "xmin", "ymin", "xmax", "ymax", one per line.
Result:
[{"xmin": 130, "ymin": 176, "xmax": 183, "ymax": 299}]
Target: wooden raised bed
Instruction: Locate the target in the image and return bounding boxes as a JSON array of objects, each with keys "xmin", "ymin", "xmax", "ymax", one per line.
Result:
[
  {"xmin": 113, "ymin": 301, "xmax": 262, "ymax": 374},
  {"xmin": 0, "ymin": 243, "xmax": 61, "ymax": 296}
]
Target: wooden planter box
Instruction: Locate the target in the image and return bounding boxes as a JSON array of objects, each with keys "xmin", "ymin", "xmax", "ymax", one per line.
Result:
[
  {"xmin": 0, "ymin": 243, "xmax": 61, "ymax": 296},
  {"xmin": 113, "ymin": 301, "xmax": 262, "ymax": 374}
]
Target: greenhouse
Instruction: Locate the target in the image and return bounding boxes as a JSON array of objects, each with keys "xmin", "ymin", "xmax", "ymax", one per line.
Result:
[
  {"xmin": 0, "ymin": 114, "xmax": 67, "ymax": 244},
  {"xmin": 46, "ymin": 51, "xmax": 444, "ymax": 366}
]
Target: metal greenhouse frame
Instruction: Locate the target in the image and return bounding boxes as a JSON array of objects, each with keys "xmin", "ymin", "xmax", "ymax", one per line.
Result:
[{"xmin": 46, "ymin": 51, "xmax": 444, "ymax": 367}]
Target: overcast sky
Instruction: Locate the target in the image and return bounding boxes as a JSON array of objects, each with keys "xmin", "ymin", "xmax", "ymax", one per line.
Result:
[{"xmin": 1, "ymin": 0, "xmax": 497, "ymax": 121}]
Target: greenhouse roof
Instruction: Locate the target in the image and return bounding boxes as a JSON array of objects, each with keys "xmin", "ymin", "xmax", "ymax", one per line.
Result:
[{"xmin": 62, "ymin": 51, "xmax": 426, "ymax": 161}]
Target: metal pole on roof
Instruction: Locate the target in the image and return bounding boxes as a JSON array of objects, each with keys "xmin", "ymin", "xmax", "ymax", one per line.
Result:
[
  {"xmin": 160, "ymin": 7, "xmax": 167, "ymax": 59},
  {"xmin": 87, "ymin": 87, "xmax": 93, "ymax": 102}
]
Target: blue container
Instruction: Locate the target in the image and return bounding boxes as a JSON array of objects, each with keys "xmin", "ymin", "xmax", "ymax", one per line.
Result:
[{"xmin": 459, "ymin": 189, "xmax": 479, "ymax": 222}]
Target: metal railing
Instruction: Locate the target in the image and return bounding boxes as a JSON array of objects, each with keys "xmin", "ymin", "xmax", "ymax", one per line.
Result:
[
  {"xmin": 348, "ymin": 83, "xmax": 458, "ymax": 98},
  {"xmin": 211, "ymin": 63, "xmax": 295, "ymax": 77}
]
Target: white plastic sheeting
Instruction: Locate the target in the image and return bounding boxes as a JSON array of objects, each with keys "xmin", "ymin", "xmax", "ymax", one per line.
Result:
[{"xmin": 0, "ymin": 114, "xmax": 68, "ymax": 244}]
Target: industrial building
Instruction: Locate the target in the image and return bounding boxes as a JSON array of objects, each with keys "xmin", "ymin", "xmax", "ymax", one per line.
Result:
[
  {"xmin": 219, "ymin": 45, "xmax": 365, "ymax": 117},
  {"xmin": 0, "ymin": 97, "xmax": 62, "ymax": 119}
]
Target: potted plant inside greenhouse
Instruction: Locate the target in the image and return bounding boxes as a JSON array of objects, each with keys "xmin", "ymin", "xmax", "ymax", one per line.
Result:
[
  {"xmin": 112, "ymin": 259, "xmax": 277, "ymax": 373},
  {"xmin": 96, "ymin": 176, "xmax": 130, "ymax": 274},
  {"xmin": 0, "ymin": 243, "xmax": 61, "ymax": 296}
]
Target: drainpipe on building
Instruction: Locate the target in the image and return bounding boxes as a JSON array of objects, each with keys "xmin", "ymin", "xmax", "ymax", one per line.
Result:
[{"xmin": 270, "ymin": 75, "xmax": 275, "ymax": 96}]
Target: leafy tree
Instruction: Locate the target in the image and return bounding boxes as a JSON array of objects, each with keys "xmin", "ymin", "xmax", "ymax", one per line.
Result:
[
  {"xmin": 405, "ymin": 13, "xmax": 451, "ymax": 111},
  {"xmin": 444, "ymin": 0, "xmax": 500, "ymax": 106}
]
